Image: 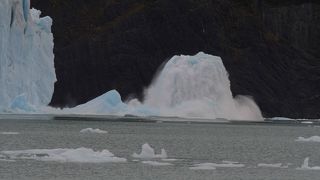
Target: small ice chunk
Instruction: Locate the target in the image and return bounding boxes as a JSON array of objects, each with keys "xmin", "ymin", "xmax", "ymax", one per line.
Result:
[
  {"xmin": 141, "ymin": 161, "xmax": 172, "ymax": 166},
  {"xmin": 297, "ymin": 157, "xmax": 320, "ymax": 170},
  {"xmin": 301, "ymin": 121, "xmax": 313, "ymax": 124},
  {"xmin": 1, "ymin": 147, "xmax": 126, "ymax": 163},
  {"xmin": 190, "ymin": 163, "xmax": 216, "ymax": 170},
  {"xmin": 80, "ymin": 128, "xmax": 108, "ymax": 134},
  {"xmin": 0, "ymin": 132, "xmax": 19, "ymax": 135},
  {"xmin": 270, "ymin": 117, "xmax": 293, "ymax": 120},
  {"xmin": 258, "ymin": 163, "xmax": 286, "ymax": 168},
  {"xmin": 161, "ymin": 158, "xmax": 178, "ymax": 162},
  {"xmin": 132, "ymin": 143, "xmax": 167, "ymax": 159},
  {"xmin": 190, "ymin": 161, "xmax": 245, "ymax": 170},
  {"xmin": 295, "ymin": 136, "xmax": 320, "ymax": 142}
]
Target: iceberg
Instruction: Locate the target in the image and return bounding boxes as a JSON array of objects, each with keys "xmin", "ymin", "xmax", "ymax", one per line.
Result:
[{"xmin": 0, "ymin": 0, "xmax": 56, "ymax": 111}]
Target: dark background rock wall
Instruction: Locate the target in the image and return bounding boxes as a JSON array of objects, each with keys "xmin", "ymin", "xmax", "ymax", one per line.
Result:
[{"xmin": 31, "ymin": 0, "xmax": 320, "ymax": 118}]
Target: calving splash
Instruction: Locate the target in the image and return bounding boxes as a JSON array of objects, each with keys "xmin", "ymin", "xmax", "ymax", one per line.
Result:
[
  {"xmin": 70, "ymin": 53, "xmax": 262, "ymax": 120},
  {"xmin": 0, "ymin": 0, "xmax": 262, "ymax": 120}
]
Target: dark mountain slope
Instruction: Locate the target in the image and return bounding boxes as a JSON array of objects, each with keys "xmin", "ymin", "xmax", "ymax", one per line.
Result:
[{"xmin": 31, "ymin": 0, "xmax": 320, "ymax": 118}]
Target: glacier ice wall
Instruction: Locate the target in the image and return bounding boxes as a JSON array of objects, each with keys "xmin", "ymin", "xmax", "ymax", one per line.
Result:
[{"xmin": 0, "ymin": 0, "xmax": 56, "ymax": 111}]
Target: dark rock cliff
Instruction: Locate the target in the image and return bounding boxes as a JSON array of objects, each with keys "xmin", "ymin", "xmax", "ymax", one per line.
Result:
[{"xmin": 31, "ymin": 0, "xmax": 320, "ymax": 118}]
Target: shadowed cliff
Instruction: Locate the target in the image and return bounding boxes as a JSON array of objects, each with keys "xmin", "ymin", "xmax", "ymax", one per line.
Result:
[{"xmin": 32, "ymin": 0, "xmax": 320, "ymax": 118}]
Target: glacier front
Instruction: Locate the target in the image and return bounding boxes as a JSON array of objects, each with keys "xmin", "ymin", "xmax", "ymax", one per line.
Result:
[
  {"xmin": 0, "ymin": 1, "xmax": 262, "ymax": 120},
  {"xmin": 0, "ymin": 0, "xmax": 56, "ymax": 111}
]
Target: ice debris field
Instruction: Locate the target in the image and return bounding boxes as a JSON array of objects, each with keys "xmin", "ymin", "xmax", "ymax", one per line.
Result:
[
  {"xmin": 0, "ymin": 143, "xmax": 318, "ymax": 170},
  {"xmin": 0, "ymin": 0, "xmax": 263, "ymax": 121}
]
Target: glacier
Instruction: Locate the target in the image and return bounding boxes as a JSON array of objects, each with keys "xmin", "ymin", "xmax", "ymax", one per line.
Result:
[
  {"xmin": 0, "ymin": 0, "xmax": 56, "ymax": 111},
  {"xmin": 0, "ymin": 1, "xmax": 262, "ymax": 120}
]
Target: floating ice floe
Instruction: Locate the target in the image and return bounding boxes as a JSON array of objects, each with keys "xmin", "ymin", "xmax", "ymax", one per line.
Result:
[
  {"xmin": 257, "ymin": 163, "xmax": 288, "ymax": 168},
  {"xmin": 80, "ymin": 128, "xmax": 108, "ymax": 134},
  {"xmin": 295, "ymin": 136, "xmax": 320, "ymax": 142},
  {"xmin": 0, "ymin": 132, "xmax": 20, "ymax": 135},
  {"xmin": 141, "ymin": 161, "xmax": 173, "ymax": 166},
  {"xmin": 132, "ymin": 143, "xmax": 167, "ymax": 159},
  {"xmin": 190, "ymin": 161, "xmax": 245, "ymax": 170},
  {"xmin": 297, "ymin": 157, "xmax": 320, "ymax": 170},
  {"xmin": 1, "ymin": 147, "xmax": 126, "ymax": 163}
]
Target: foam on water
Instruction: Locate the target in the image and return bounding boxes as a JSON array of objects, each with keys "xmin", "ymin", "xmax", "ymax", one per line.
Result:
[{"xmin": 1, "ymin": 147, "xmax": 126, "ymax": 163}]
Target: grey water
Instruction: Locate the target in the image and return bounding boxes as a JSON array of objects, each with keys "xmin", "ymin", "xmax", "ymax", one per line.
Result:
[{"xmin": 0, "ymin": 115, "xmax": 320, "ymax": 180}]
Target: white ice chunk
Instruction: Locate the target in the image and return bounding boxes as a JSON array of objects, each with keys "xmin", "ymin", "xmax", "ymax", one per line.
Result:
[
  {"xmin": 257, "ymin": 163, "xmax": 287, "ymax": 168},
  {"xmin": 190, "ymin": 161, "xmax": 245, "ymax": 170},
  {"xmin": 297, "ymin": 157, "xmax": 320, "ymax": 170},
  {"xmin": 80, "ymin": 128, "xmax": 108, "ymax": 134},
  {"xmin": 1, "ymin": 147, "xmax": 126, "ymax": 163},
  {"xmin": 295, "ymin": 136, "xmax": 320, "ymax": 142},
  {"xmin": 0, "ymin": 132, "xmax": 19, "ymax": 135},
  {"xmin": 132, "ymin": 143, "xmax": 167, "ymax": 159},
  {"xmin": 270, "ymin": 117, "xmax": 293, "ymax": 120},
  {"xmin": 141, "ymin": 161, "xmax": 172, "ymax": 166},
  {"xmin": 190, "ymin": 165, "xmax": 216, "ymax": 170},
  {"xmin": 161, "ymin": 158, "xmax": 179, "ymax": 162}
]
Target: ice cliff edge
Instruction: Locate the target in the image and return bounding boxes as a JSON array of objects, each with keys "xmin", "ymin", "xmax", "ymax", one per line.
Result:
[{"xmin": 0, "ymin": 0, "xmax": 56, "ymax": 111}]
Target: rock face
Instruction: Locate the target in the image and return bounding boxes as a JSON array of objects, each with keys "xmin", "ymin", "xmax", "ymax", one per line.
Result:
[{"xmin": 31, "ymin": 0, "xmax": 320, "ymax": 118}]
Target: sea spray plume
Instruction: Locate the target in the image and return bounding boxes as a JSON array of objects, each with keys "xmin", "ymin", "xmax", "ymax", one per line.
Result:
[{"xmin": 129, "ymin": 52, "xmax": 263, "ymax": 120}]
